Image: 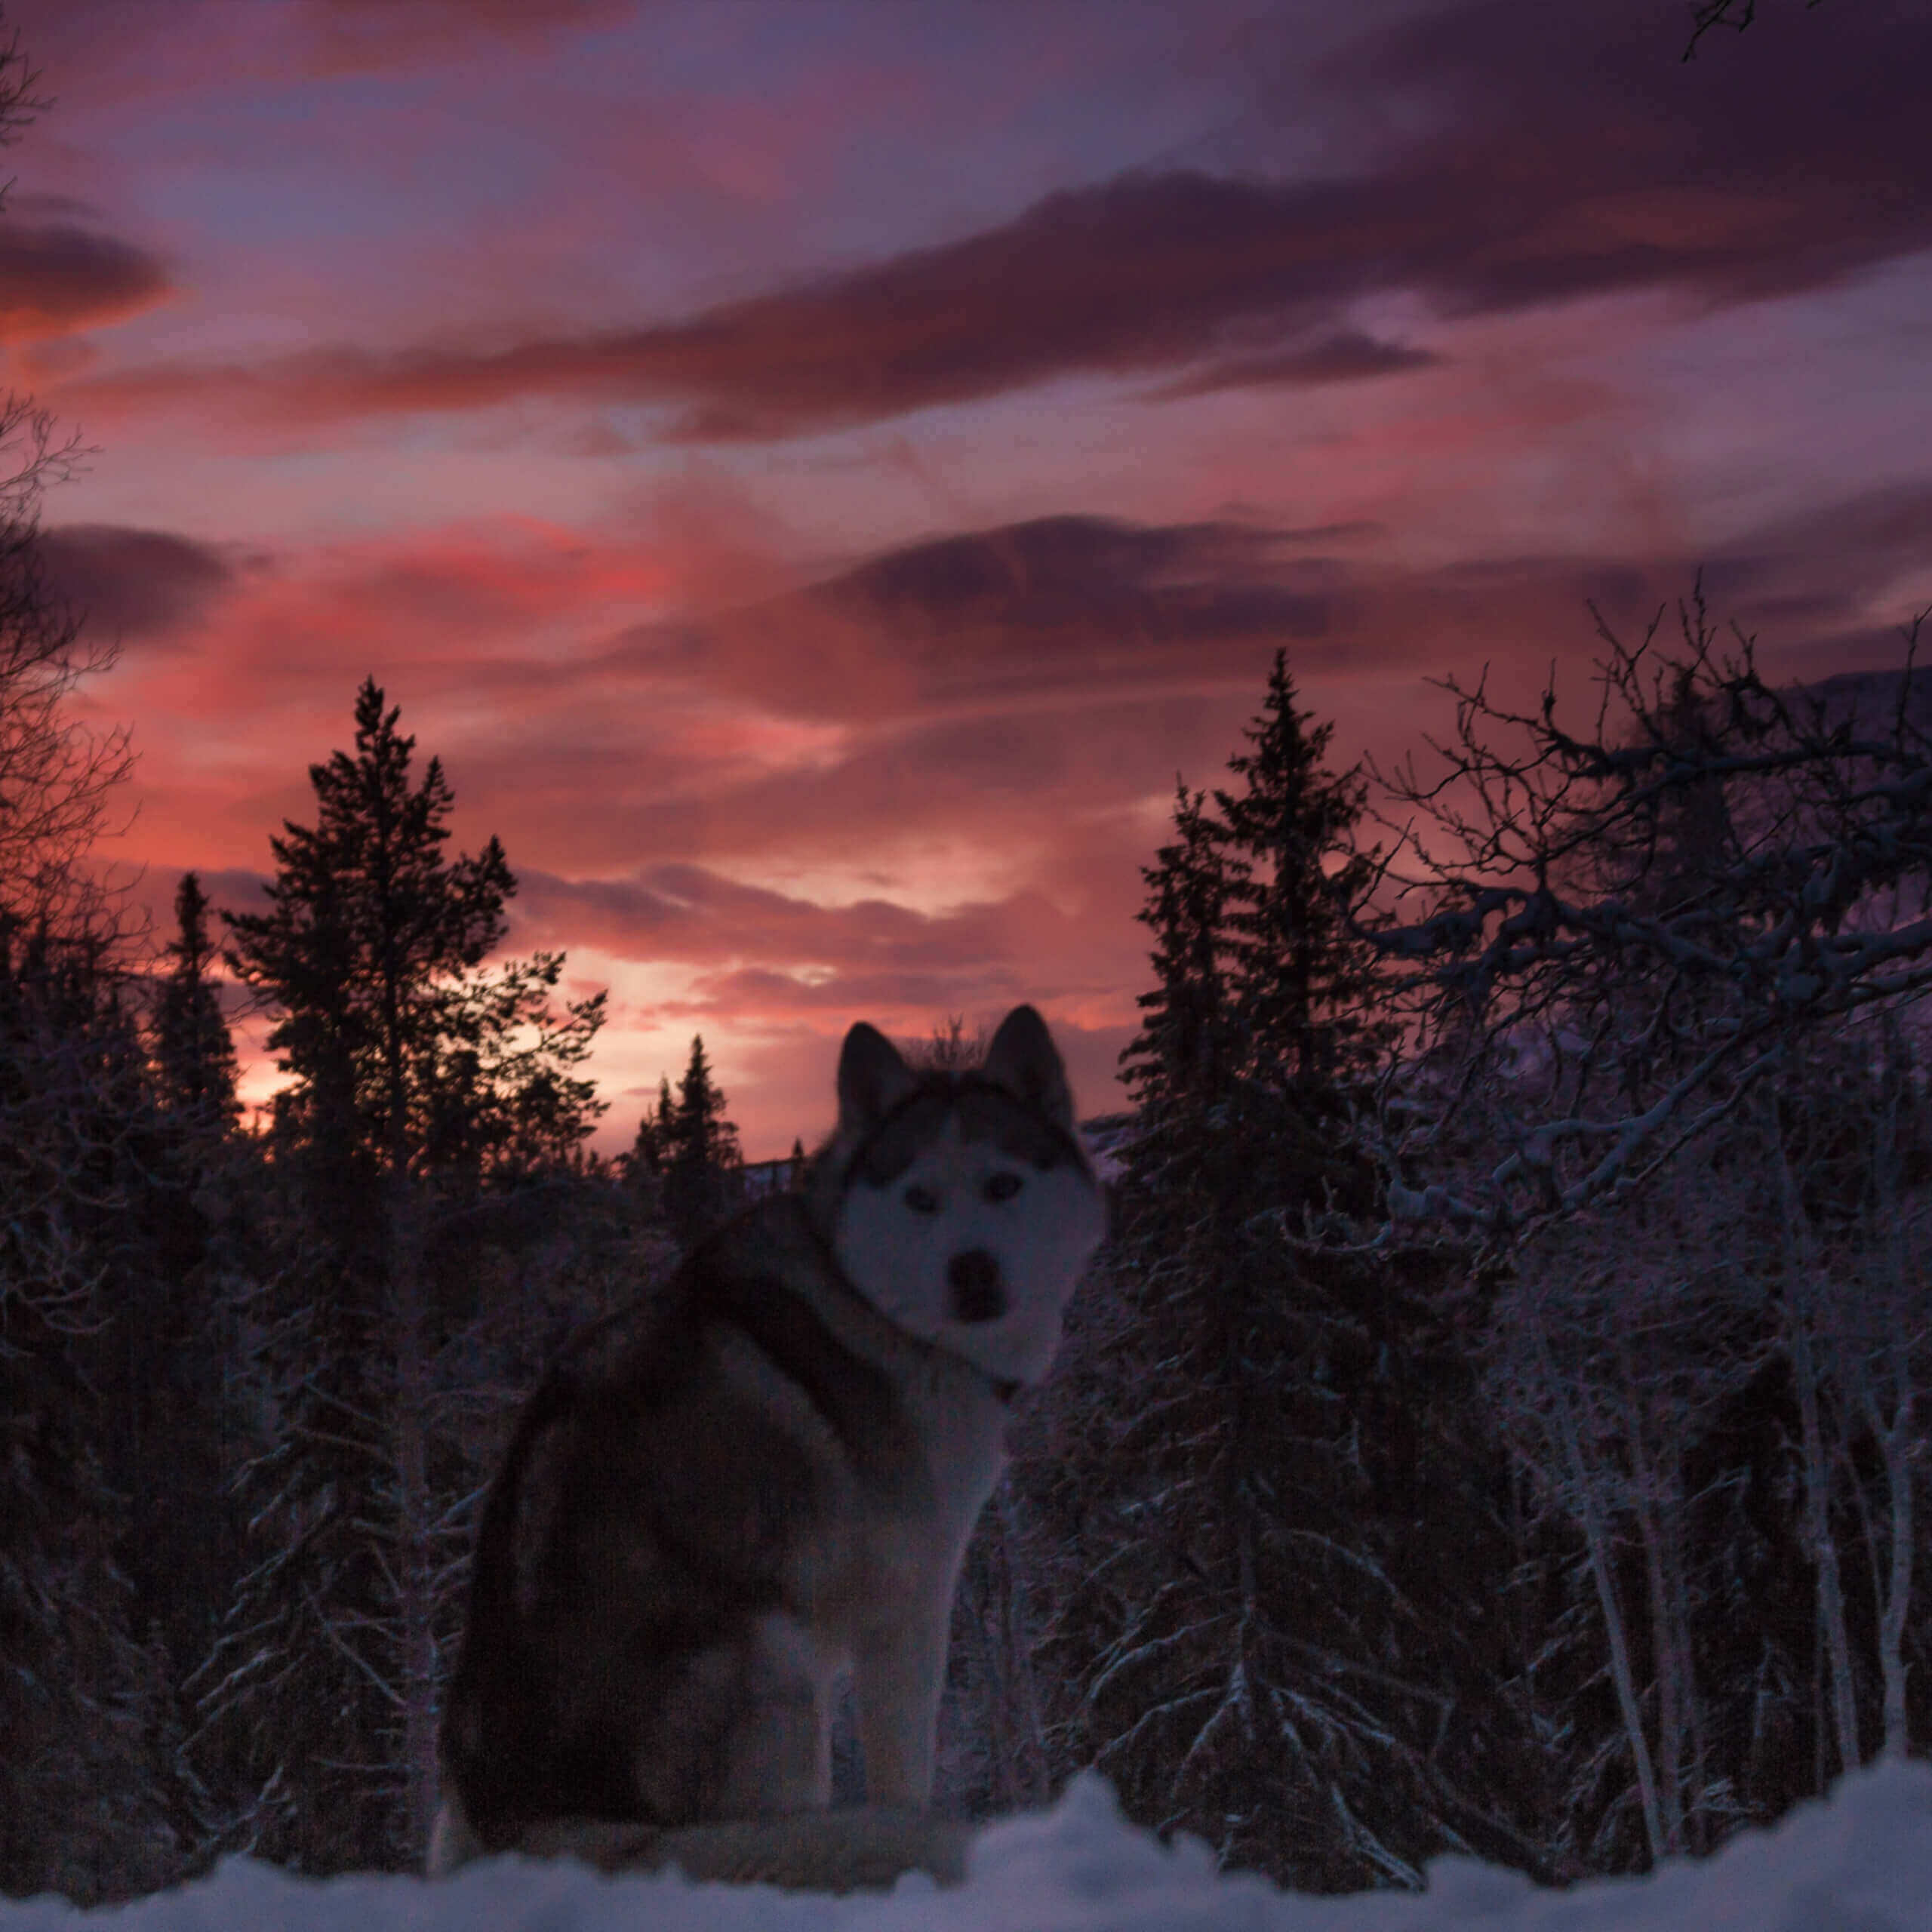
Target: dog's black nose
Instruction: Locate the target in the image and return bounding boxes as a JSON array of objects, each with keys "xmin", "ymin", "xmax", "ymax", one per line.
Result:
[{"xmin": 947, "ymin": 1249, "xmax": 1007, "ymax": 1323}]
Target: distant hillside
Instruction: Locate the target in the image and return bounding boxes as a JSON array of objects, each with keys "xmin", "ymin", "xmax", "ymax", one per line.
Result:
[{"xmin": 1805, "ymin": 661, "xmax": 1932, "ymax": 729}]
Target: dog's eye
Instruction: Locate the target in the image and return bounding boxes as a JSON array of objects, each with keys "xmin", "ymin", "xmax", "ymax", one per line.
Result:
[
  {"xmin": 983, "ymin": 1172, "xmax": 1023, "ymax": 1203},
  {"xmin": 904, "ymin": 1184, "xmax": 941, "ymax": 1214}
]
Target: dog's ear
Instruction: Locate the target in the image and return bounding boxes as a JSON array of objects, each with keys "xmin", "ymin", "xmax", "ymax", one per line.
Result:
[
  {"xmin": 983, "ymin": 1005, "xmax": 1075, "ymax": 1131},
  {"xmin": 836, "ymin": 1021, "xmax": 918, "ymax": 1132}
]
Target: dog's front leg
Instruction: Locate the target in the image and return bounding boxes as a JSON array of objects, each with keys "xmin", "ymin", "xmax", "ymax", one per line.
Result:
[{"xmin": 853, "ymin": 1607, "xmax": 949, "ymax": 1807}]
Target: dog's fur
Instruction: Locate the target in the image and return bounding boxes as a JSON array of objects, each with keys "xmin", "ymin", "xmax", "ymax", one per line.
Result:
[{"xmin": 429, "ymin": 1006, "xmax": 1105, "ymax": 1887}]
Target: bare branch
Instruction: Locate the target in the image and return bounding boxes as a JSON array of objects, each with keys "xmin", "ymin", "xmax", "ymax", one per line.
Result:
[
  {"xmin": 1682, "ymin": 0, "xmax": 1828, "ymax": 63},
  {"xmin": 1349, "ymin": 588, "xmax": 1932, "ymax": 1241}
]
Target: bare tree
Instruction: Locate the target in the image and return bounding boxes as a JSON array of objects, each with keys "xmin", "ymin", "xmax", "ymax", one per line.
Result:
[
  {"xmin": 1488, "ymin": 1164, "xmax": 1762, "ymax": 1867},
  {"xmin": 0, "ymin": 412, "xmax": 122, "ymax": 928},
  {"xmin": 1354, "ymin": 587, "xmax": 1932, "ymax": 1245},
  {"xmin": 1841, "ymin": 1029, "xmax": 1928, "ymax": 1763},
  {"xmin": 0, "ymin": 26, "xmax": 122, "ymax": 939},
  {"xmin": 1484, "ymin": 1008, "xmax": 1932, "ymax": 1868},
  {"xmin": 1746, "ymin": 1026, "xmax": 1932, "ymax": 1777},
  {"xmin": 0, "ymin": 19, "xmax": 133, "ymax": 1339}
]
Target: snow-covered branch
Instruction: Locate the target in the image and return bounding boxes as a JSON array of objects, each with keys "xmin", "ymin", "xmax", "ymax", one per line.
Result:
[{"xmin": 1353, "ymin": 587, "xmax": 1932, "ymax": 1237}]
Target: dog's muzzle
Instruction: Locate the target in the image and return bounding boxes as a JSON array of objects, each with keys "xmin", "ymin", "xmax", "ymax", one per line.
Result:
[{"xmin": 946, "ymin": 1249, "xmax": 1007, "ymax": 1324}]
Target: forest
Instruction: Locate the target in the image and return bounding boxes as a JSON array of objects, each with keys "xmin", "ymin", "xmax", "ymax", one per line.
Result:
[
  {"xmin": 8, "ymin": 8, "xmax": 1932, "ymax": 1910},
  {"xmin": 10, "ymin": 415, "xmax": 1932, "ymax": 1900}
]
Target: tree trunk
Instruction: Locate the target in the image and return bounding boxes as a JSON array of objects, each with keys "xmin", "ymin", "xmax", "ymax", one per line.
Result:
[
  {"xmin": 1531, "ymin": 1308, "xmax": 1666, "ymax": 1865},
  {"xmin": 1621, "ymin": 1374, "xmax": 1684, "ymax": 1852},
  {"xmin": 388, "ymin": 1181, "xmax": 441, "ymax": 1860},
  {"xmin": 1774, "ymin": 1140, "xmax": 1861, "ymax": 1781},
  {"xmin": 1866, "ymin": 1066, "xmax": 1920, "ymax": 1767},
  {"xmin": 1874, "ymin": 1371, "xmax": 1915, "ymax": 1764}
]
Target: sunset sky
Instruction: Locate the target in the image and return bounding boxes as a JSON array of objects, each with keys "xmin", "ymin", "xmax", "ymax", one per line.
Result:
[{"xmin": 8, "ymin": 0, "xmax": 1930, "ymax": 1157}]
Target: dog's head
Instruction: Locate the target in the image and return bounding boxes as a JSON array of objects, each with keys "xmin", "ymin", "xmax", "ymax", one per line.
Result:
[{"xmin": 817, "ymin": 1007, "xmax": 1106, "ymax": 1388}]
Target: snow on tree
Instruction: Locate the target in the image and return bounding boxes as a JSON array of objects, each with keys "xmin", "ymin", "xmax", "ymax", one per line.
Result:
[
  {"xmin": 1352, "ymin": 589, "xmax": 1932, "ymax": 1243},
  {"xmin": 1020, "ymin": 658, "xmax": 1549, "ymax": 1889},
  {"xmin": 200, "ymin": 680, "xmax": 605, "ymax": 1870}
]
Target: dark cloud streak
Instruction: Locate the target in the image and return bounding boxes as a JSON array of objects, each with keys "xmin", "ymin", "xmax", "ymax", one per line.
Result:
[
  {"xmin": 599, "ymin": 514, "xmax": 1348, "ymax": 725},
  {"xmin": 509, "ymin": 860, "xmax": 1021, "ymax": 978},
  {"xmin": 0, "ymin": 221, "xmax": 171, "ymax": 340},
  {"xmin": 38, "ymin": 525, "xmax": 233, "ymax": 642},
  {"xmin": 79, "ymin": 0, "xmax": 1932, "ymax": 438}
]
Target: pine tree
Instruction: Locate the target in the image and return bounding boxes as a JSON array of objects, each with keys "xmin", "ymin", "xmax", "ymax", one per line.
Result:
[
  {"xmin": 152, "ymin": 871, "xmax": 239, "ymax": 1133},
  {"xmin": 1117, "ymin": 780, "xmax": 1241, "ymax": 1192},
  {"xmin": 622, "ymin": 1076, "xmax": 675, "ymax": 1189},
  {"xmin": 223, "ymin": 677, "xmax": 602, "ymax": 1183},
  {"xmin": 636, "ymin": 1102, "xmax": 663, "ymax": 1174},
  {"xmin": 202, "ymin": 679, "xmax": 605, "ymax": 1870},
  {"xmin": 0, "ymin": 928, "xmax": 190, "ymax": 1901},
  {"xmin": 662, "ymin": 1035, "xmax": 741, "ymax": 1242},
  {"xmin": 1217, "ymin": 650, "xmax": 1385, "ymax": 1095},
  {"xmin": 1028, "ymin": 661, "xmax": 1546, "ymax": 1888}
]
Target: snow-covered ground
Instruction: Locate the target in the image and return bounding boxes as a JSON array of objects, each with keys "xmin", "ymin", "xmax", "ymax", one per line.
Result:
[{"xmin": 8, "ymin": 1766, "xmax": 1931, "ymax": 1930}]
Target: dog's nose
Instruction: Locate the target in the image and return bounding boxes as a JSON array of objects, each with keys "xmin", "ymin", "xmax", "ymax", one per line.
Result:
[{"xmin": 947, "ymin": 1249, "xmax": 1007, "ymax": 1323}]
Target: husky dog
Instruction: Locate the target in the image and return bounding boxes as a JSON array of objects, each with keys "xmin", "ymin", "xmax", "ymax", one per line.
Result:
[{"xmin": 429, "ymin": 1005, "xmax": 1106, "ymax": 1884}]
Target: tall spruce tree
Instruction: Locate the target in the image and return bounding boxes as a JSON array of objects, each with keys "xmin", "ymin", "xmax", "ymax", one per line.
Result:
[
  {"xmin": 623, "ymin": 1075, "xmax": 675, "ymax": 1190},
  {"xmin": 152, "ymin": 871, "xmax": 239, "ymax": 1133},
  {"xmin": 1028, "ymin": 657, "xmax": 1546, "ymax": 1889},
  {"xmin": 1116, "ymin": 780, "xmax": 1241, "ymax": 1195},
  {"xmin": 202, "ymin": 679, "xmax": 605, "ymax": 1871},
  {"xmin": 223, "ymin": 678, "xmax": 603, "ymax": 1186},
  {"xmin": 1217, "ymin": 651, "xmax": 1385, "ymax": 1096},
  {"xmin": 662, "ymin": 1034, "xmax": 740, "ymax": 1242}
]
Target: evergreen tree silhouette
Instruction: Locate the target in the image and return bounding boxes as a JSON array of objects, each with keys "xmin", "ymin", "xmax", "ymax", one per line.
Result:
[
  {"xmin": 226, "ymin": 678, "xmax": 514, "ymax": 1181},
  {"xmin": 0, "ymin": 924, "xmax": 189, "ymax": 1899},
  {"xmin": 204, "ymin": 678, "xmax": 604, "ymax": 1869},
  {"xmin": 624, "ymin": 1075, "xmax": 675, "ymax": 1180},
  {"xmin": 1118, "ymin": 779, "xmax": 1239, "ymax": 1152},
  {"xmin": 152, "ymin": 871, "xmax": 239, "ymax": 1133},
  {"xmin": 1217, "ymin": 650, "xmax": 1385, "ymax": 1095},
  {"xmin": 662, "ymin": 1035, "xmax": 740, "ymax": 1241},
  {"xmin": 1040, "ymin": 657, "xmax": 1540, "ymax": 1887}
]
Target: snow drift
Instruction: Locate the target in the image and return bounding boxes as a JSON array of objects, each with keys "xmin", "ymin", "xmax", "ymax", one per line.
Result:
[{"xmin": 8, "ymin": 1764, "xmax": 1931, "ymax": 1930}]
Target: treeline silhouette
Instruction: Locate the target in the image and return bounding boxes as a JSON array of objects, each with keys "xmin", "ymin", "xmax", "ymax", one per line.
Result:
[
  {"xmin": 0, "ymin": 657, "xmax": 760, "ymax": 1890},
  {"xmin": 9, "ymin": 15, "xmax": 1932, "ymax": 1894},
  {"xmin": 13, "ymin": 561, "xmax": 1932, "ymax": 1900}
]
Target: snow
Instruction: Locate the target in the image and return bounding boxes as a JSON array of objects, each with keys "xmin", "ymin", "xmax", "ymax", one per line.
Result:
[{"xmin": 9, "ymin": 1765, "xmax": 1932, "ymax": 1931}]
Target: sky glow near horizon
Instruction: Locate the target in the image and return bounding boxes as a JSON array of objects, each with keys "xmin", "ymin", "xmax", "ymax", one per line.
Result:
[{"xmin": 8, "ymin": 0, "xmax": 1931, "ymax": 1156}]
